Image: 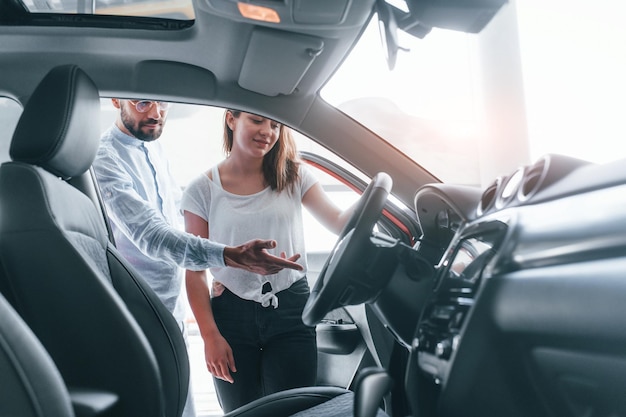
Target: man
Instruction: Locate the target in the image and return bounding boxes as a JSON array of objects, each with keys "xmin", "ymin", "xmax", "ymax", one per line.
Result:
[{"xmin": 93, "ymin": 98, "xmax": 303, "ymax": 417}]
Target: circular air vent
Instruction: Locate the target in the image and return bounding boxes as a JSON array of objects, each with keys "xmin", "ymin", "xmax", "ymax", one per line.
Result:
[
  {"xmin": 477, "ymin": 177, "xmax": 500, "ymax": 216},
  {"xmin": 518, "ymin": 157, "xmax": 547, "ymax": 201},
  {"xmin": 496, "ymin": 167, "xmax": 525, "ymax": 209}
]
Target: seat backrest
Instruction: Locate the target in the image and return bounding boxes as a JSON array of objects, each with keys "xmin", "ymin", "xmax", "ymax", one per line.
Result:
[
  {"xmin": 0, "ymin": 65, "xmax": 189, "ymax": 417},
  {"xmin": 0, "ymin": 291, "xmax": 74, "ymax": 417}
]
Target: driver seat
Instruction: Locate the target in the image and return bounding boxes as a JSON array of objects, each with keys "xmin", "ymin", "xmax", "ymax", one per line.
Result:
[{"xmin": 0, "ymin": 64, "xmax": 389, "ymax": 417}]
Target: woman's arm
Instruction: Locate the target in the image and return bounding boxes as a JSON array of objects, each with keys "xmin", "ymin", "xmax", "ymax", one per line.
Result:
[
  {"xmin": 184, "ymin": 210, "xmax": 237, "ymax": 383},
  {"xmin": 302, "ymin": 182, "xmax": 356, "ymax": 235}
]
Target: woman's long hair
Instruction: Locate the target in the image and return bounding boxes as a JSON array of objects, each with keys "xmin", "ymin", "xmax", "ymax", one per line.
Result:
[{"xmin": 223, "ymin": 110, "xmax": 300, "ymax": 192}]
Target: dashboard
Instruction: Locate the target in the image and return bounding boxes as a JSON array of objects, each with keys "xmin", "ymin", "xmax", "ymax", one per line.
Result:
[{"xmin": 405, "ymin": 153, "xmax": 626, "ymax": 417}]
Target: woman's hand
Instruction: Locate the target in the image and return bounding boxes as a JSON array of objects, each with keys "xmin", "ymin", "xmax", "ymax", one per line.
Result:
[{"xmin": 203, "ymin": 332, "xmax": 237, "ymax": 383}]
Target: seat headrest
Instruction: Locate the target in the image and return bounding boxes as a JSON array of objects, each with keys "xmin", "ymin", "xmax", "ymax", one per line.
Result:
[{"xmin": 10, "ymin": 65, "xmax": 101, "ymax": 179}]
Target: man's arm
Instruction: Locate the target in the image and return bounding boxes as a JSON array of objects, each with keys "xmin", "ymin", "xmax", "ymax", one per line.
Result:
[{"xmin": 93, "ymin": 151, "xmax": 225, "ymax": 268}]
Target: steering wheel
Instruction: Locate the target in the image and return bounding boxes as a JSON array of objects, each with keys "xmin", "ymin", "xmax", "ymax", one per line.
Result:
[{"xmin": 302, "ymin": 172, "xmax": 393, "ymax": 326}]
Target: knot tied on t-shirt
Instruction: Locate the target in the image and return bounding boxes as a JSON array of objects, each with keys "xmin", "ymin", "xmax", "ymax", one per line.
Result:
[{"xmin": 260, "ymin": 292, "xmax": 279, "ymax": 308}]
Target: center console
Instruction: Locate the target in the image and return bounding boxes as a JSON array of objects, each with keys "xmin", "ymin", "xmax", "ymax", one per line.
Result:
[{"xmin": 414, "ymin": 220, "xmax": 508, "ymax": 382}]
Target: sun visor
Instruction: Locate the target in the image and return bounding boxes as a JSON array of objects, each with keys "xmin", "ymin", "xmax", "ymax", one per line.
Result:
[
  {"xmin": 238, "ymin": 28, "xmax": 324, "ymax": 96},
  {"xmin": 133, "ymin": 61, "xmax": 217, "ymax": 100}
]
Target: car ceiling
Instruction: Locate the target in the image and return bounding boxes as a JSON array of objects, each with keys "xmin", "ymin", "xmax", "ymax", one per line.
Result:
[{"xmin": 0, "ymin": 0, "xmax": 375, "ymax": 121}]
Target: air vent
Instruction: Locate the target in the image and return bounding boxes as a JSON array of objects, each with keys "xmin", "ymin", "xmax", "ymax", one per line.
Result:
[
  {"xmin": 518, "ymin": 157, "xmax": 547, "ymax": 201},
  {"xmin": 477, "ymin": 177, "xmax": 500, "ymax": 216},
  {"xmin": 496, "ymin": 167, "xmax": 524, "ymax": 209}
]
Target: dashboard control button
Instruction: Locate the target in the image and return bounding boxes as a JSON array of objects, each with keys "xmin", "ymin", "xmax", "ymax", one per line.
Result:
[{"xmin": 435, "ymin": 339, "xmax": 452, "ymax": 359}]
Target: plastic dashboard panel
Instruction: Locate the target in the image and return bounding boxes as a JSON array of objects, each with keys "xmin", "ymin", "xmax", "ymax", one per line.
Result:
[{"xmin": 408, "ymin": 154, "xmax": 626, "ymax": 417}]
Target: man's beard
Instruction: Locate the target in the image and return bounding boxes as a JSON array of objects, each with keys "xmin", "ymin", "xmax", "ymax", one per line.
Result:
[{"xmin": 120, "ymin": 106, "xmax": 164, "ymax": 142}]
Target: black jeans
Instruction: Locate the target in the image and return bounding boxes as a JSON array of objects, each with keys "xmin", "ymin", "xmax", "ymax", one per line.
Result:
[{"xmin": 211, "ymin": 278, "xmax": 317, "ymax": 413}]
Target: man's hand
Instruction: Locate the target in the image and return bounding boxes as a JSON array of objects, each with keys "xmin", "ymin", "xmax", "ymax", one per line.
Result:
[{"xmin": 223, "ymin": 239, "xmax": 304, "ymax": 275}]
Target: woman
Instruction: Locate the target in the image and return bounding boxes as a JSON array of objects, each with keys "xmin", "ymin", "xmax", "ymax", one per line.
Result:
[{"xmin": 181, "ymin": 110, "xmax": 354, "ymax": 412}]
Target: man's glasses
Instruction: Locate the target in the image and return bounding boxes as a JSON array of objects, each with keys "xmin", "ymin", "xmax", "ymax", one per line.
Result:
[{"xmin": 128, "ymin": 100, "xmax": 171, "ymax": 113}]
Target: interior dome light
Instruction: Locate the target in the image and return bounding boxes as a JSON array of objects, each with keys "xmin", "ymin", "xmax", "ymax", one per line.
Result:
[{"xmin": 237, "ymin": 3, "xmax": 280, "ymax": 23}]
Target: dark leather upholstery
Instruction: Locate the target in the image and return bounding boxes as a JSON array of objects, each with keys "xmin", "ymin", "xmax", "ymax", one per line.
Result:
[
  {"xmin": 222, "ymin": 386, "xmax": 350, "ymax": 417},
  {"xmin": 0, "ymin": 65, "xmax": 189, "ymax": 417},
  {"xmin": 9, "ymin": 66, "xmax": 101, "ymax": 179},
  {"xmin": 0, "ymin": 292, "xmax": 74, "ymax": 417}
]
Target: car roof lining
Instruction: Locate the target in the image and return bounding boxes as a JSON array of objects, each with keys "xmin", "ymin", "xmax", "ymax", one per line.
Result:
[{"xmin": 0, "ymin": 0, "xmax": 375, "ymax": 109}]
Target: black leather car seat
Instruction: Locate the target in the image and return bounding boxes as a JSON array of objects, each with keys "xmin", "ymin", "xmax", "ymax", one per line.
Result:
[
  {"xmin": 0, "ymin": 291, "xmax": 74, "ymax": 417},
  {"xmin": 222, "ymin": 386, "xmax": 350, "ymax": 417},
  {"xmin": 0, "ymin": 64, "xmax": 189, "ymax": 417}
]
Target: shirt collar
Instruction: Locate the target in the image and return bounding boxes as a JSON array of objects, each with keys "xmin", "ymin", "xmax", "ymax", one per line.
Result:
[{"xmin": 110, "ymin": 124, "xmax": 146, "ymax": 148}]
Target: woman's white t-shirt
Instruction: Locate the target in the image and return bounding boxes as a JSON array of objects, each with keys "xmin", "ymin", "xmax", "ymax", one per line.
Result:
[{"xmin": 181, "ymin": 164, "xmax": 317, "ymax": 307}]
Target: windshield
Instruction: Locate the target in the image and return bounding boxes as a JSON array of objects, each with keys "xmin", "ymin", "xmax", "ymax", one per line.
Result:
[
  {"xmin": 324, "ymin": 18, "xmax": 481, "ymax": 185},
  {"xmin": 322, "ymin": 0, "xmax": 626, "ymax": 186}
]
